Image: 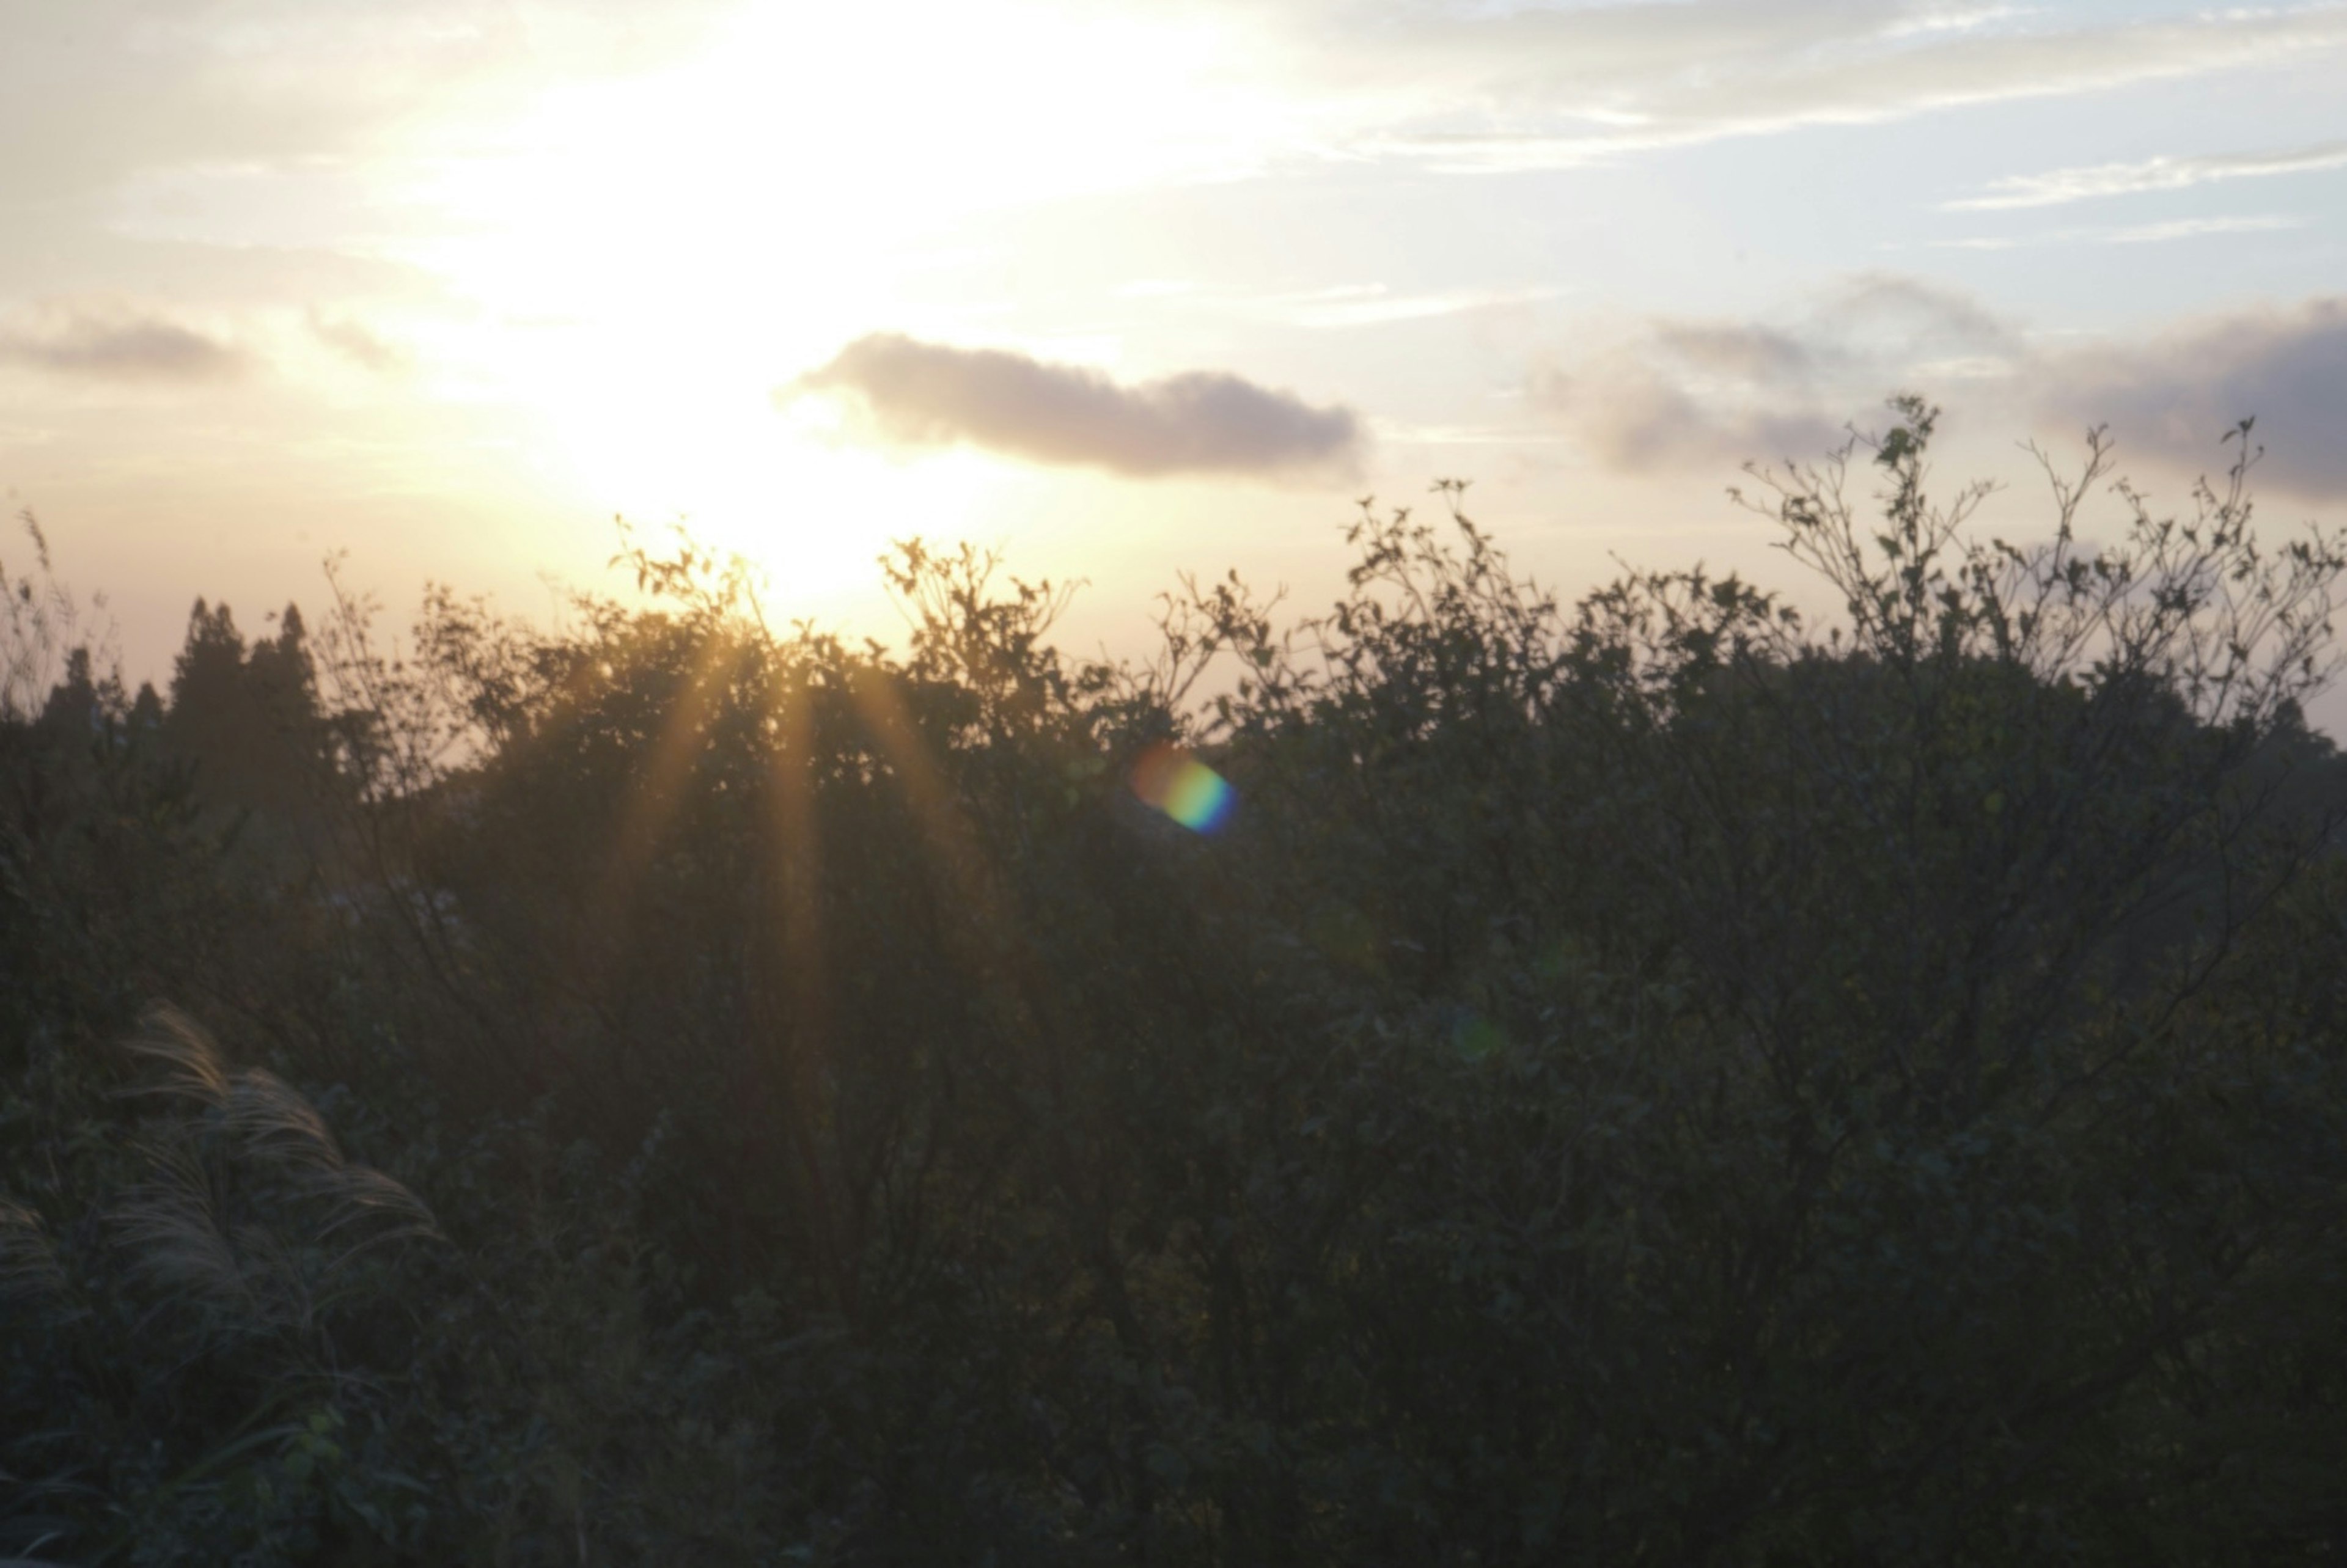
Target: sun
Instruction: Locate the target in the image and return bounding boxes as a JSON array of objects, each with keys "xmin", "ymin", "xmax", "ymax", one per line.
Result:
[
  {"xmin": 493, "ymin": 320, "xmax": 1002, "ymax": 605},
  {"xmin": 372, "ymin": 0, "xmax": 1265, "ymax": 605}
]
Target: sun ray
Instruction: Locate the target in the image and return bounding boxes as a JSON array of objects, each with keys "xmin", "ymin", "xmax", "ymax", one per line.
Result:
[
  {"xmin": 757, "ymin": 659, "xmax": 853, "ymax": 1304},
  {"xmin": 764, "ymin": 662, "xmax": 830, "ymax": 1046},
  {"xmin": 844, "ymin": 663, "xmax": 1031, "ymax": 1028},
  {"xmin": 591, "ymin": 622, "xmax": 747, "ymax": 940}
]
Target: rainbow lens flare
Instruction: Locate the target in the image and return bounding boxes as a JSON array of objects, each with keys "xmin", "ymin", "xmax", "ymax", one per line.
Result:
[{"xmin": 1129, "ymin": 742, "xmax": 1235, "ymax": 833}]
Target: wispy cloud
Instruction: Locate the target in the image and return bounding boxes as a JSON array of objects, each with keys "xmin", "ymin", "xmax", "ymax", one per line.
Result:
[
  {"xmin": 1947, "ymin": 140, "xmax": 2347, "ymax": 210},
  {"xmin": 1531, "ymin": 351, "xmax": 1847, "ymax": 471},
  {"xmin": 1538, "ymin": 276, "xmax": 2347, "ymax": 500},
  {"xmin": 1929, "ymin": 214, "xmax": 2306, "ymax": 250},
  {"xmin": 0, "ymin": 304, "xmax": 250, "ymax": 383},
  {"xmin": 1330, "ymin": 2, "xmax": 2347, "ymax": 171},
  {"xmin": 1531, "ymin": 274, "xmax": 2016, "ymax": 472},
  {"xmin": 2103, "ymin": 214, "xmax": 2307, "ymax": 245},
  {"xmin": 1257, "ymin": 283, "xmax": 1569, "ymax": 330},
  {"xmin": 787, "ymin": 332, "xmax": 1362, "ymax": 480},
  {"xmin": 0, "ymin": 0, "xmax": 741, "ymax": 203},
  {"xmin": 1107, "ymin": 280, "xmax": 1570, "ymax": 329},
  {"xmin": 307, "ymin": 311, "xmax": 408, "ymax": 374},
  {"xmin": 1647, "ymin": 321, "xmax": 1815, "ymax": 383}
]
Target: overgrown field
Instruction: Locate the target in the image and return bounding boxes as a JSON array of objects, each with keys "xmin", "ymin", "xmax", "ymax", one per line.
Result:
[{"xmin": 6, "ymin": 403, "xmax": 2346, "ymax": 1564}]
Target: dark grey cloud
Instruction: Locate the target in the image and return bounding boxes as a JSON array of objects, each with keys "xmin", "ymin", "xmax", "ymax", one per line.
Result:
[
  {"xmin": 788, "ymin": 332, "xmax": 1363, "ymax": 480},
  {"xmin": 2037, "ymin": 298, "xmax": 2347, "ymax": 500},
  {"xmin": 0, "ymin": 306, "xmax": 249, "ymax": 383}
]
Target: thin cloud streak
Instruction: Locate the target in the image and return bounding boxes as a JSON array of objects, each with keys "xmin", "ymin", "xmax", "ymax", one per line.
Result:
[
  {"xmin": 1947, "ymin": 140, "xmax": 2347, "ymax": 210},
  {"xmin": 1337, "ymin": 2, "xmax": 2347, "ymax": 171},
  {"xmin": 2104, "ymin": 215, "xmax": 2307, "ymax": 246},
  {"xmin": 0, "ymin": 0, "xmax": 741, "ymax": 202},
  {"xmin": 1928, "ymin": 214, "xmax": 2305, "ymax": 250},
  {"xmin": 788, "ymin": 332, "xmax": 1363, "ymax": 481},
  {"xmin": 1258, "ymin": 284, "xmax": 1570, "ymax": 330}
]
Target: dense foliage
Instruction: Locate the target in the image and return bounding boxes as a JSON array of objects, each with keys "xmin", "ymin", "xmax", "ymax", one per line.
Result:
[{"xmin": 5, "ymin": 401, "xmax": 2346, "ymax": 1564}]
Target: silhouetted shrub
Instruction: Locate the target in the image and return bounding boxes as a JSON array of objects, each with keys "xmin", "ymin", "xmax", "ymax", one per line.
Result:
[{"xmin": 4, "ymin": 403, "xmax": 2346, "ymax": 1564}]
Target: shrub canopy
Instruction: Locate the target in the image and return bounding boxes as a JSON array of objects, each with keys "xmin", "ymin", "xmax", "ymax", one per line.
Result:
[{"xmin": 4, "ymin": 402, "xmax": 2346, "ymax": 1564}]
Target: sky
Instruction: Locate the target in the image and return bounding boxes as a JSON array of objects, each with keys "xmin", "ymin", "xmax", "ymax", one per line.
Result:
[{"xmin": 4, "ymin": 0, "xmax": 2345, "ymax": 722}]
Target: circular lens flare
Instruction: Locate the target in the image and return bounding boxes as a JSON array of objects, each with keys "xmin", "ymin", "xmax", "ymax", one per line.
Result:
[{"xmin": 1129, "ymin": 742, "xmax": 1234, "ymax": 833}]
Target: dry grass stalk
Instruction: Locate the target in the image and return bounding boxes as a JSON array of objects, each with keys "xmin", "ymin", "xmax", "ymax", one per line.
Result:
[{"xmin": 0, "ymin": 1198, "xmax": 65, "ymax": 1307}]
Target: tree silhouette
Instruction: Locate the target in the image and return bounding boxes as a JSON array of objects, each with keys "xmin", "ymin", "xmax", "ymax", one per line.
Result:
[{"xmin": 161, "ymin": 598, "xmax": 328, "ymax": 815}]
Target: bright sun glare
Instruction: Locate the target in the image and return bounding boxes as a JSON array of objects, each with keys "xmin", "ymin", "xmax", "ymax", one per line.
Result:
[{"xmin": 381, "ymin": 0, "xmax": 1271, "ymax": 601}]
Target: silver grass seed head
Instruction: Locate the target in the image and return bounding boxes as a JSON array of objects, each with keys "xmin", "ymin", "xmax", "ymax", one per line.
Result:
[
  {"xmin": 119, "ymin": 1004, "xmax": 228, "ymax": 1106},
  {"xmin": 221, "ymin": 1068, "xmax": 344, "ymax": 1173},
  {"xmin": 0, "ymin": 1197, "xmax": 66, "ymax": 1305}
]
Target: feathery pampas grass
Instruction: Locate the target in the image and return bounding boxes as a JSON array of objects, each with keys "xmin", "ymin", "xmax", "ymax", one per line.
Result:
[{"xmin": 110, "ymin": 1005, "xmax": 438, "ymax": 1338}]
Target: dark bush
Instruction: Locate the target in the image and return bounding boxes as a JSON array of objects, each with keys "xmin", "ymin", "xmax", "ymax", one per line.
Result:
[{"xmin": 4, "ymin": 403, "xmax": 2345, "ymax": 1564}]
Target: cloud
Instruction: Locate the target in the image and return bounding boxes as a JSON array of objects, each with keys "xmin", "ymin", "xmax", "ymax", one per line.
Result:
[
  {"xmin": 1531, "ymin": 352, "xmax": 1845, "ymax": 472},
  {"xmin": 2035, "ymin": 298, "xmax": 2347, "ymax": 500},
  {"xmin": 0, "ymin": 1, "xmax": 740, "ymax": 204},
  {"xmin": 1537, "ymin": 278, "xmax": 2347, "ymax": 502},
  {"xmin": 1322, "ymin": 2, "xmax": 2347, "ymax": 170},
  {"xmin": 1947, "ymin": 139, "xmax": 2347, "ymax": 210},
  {"xmin": 787, "ymin": 333, "xmax": 1363, "ymax": 480},
  {"xmin": 1931, "ymin": 214, "xmax": 2305, "ymax": 250},
  {"xmin": 307, "ymin": 310, "xmax": 408, "ymax": 374},
  {"xmin": 1648, "ymin": 321, "xmax": 1815, "ymax": 384},
  {"xmin": 2101, "ymin": 215, "xmax": 2305, "ymax": 246},
  {"xmin": 0, "ymin": 304, "xmax": 249, "ymax": 383},
  {"xmin": 1255, "ymin": 283, "xmax": 1570, "ymax": 330},
  {"xmin": 1533, "ymin": 274, "xmax": 2017, "ymax": 472},
  {"xmin": 1823, "ymin": 274, "xmax": 2015, "ymax": 356}
]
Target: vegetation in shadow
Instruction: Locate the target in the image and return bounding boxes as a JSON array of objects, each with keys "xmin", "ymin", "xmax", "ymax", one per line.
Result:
[{"xmin": 4, "ymin": 399, "xmax": 2345, "ymax": 1564}]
